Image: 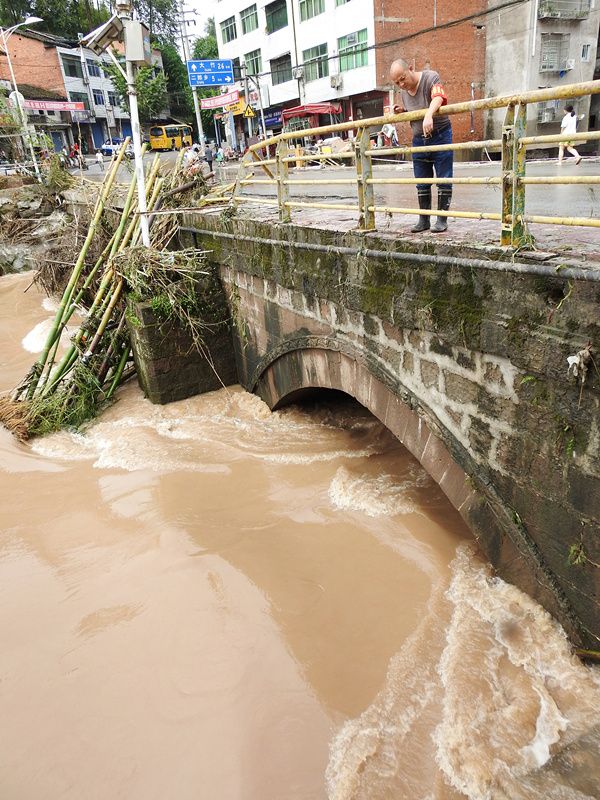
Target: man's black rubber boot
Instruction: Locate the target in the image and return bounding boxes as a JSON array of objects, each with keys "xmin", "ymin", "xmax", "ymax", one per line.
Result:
[
  {"xmin": 431, "ymin": 190, "xmax": 452, "ymax": 233},
  {"xmin": 411, "ymin": 189, "xmax": 431, "ymax": 232}
]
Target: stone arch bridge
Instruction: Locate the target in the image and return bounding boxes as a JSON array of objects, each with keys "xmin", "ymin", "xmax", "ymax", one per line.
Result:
[{"xmin": 130, "ymin": 212, "xmax": 600, "ymax": 652}]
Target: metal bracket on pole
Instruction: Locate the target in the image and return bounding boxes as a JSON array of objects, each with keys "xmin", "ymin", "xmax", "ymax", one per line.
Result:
[
  {"xmin": 276, "ymin": 140, "xmax": 290, "ymax": 223},
  {"xmin": 356, "ymin": 128, "xmax": 375, "ymax": 231}
]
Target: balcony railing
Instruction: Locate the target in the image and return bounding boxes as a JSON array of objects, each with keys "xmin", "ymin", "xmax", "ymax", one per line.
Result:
[{"xmin": 538, "ymin": 0, "xmax": 590, "ymax": 18}]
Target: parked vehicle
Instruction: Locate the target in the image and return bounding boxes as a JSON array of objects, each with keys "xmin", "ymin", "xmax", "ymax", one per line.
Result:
[{"xmin": 100, "ymin": 138, "xmax": 134, "ymax": 158}]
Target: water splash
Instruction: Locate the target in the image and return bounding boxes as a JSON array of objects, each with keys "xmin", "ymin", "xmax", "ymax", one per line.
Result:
[{"xmin": 327, "ymin": 545, "xmax": 600, "ymax": 800}]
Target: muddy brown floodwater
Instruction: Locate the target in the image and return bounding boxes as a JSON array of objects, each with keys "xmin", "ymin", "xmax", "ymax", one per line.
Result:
[{"xmin": 1, "ymin": 271, "xmax": 600, "ymax": 800}]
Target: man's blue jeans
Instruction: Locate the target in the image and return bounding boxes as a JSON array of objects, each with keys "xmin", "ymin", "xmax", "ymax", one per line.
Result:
[{"xmin": 412, "ymin": 124, "xmax": 453, "ymax": 198}]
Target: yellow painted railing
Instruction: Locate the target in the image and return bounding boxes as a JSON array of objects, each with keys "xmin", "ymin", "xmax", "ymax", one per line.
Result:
[{"xmin": 229, "ymin": 80, "xmax": 600, "ymax": 248}]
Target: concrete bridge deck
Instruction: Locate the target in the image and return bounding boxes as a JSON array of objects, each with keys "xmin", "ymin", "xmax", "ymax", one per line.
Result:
[{"xmin": 232, "ymin": 157, "xmax": 600, "ymax": 262}]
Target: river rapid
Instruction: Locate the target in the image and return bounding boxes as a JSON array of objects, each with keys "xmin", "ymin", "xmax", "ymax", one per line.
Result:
[{"xmin": 1, "ymin": 271, "xmax": 600, "ymax": 800}]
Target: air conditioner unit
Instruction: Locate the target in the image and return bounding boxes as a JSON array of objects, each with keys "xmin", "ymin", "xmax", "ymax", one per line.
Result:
[
  {"xmin": 346, "ymin": 32, "xmax": 357, "ymax": 44},
  {"xmin": 292, "ymin": 66, "xmax": 304, "ymax": 79},
  {"xmin": 565, "ymin": 58, "xmax": 575, "ymax": 70},
  {"xmin": 330, "ymin": 74, "xmax": 343, "ymax": 89}
]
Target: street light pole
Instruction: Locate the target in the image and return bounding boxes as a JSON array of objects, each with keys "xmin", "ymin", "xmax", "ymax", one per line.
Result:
[{"xmin": 0, "ymin": 17, "xmax": 43, "ymax": 180}]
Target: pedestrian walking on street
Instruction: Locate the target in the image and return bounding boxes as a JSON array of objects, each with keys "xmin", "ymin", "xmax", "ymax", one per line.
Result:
[
  {"xmin": 558, "ymin": 106, "xmax": 582, "ymax": 166},
  {"xmin": 95, "ymin": 150, "xmax": 104, "ymax": 171},
  {"xmin": 205, "ymin": 144, "xmax": 214, "ymax": 173},
  {"xmin": 390, "ymin": 59, "xmax": 452, "ymax": 233}
]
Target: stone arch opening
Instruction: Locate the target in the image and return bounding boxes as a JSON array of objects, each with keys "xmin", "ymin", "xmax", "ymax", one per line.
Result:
[{"xmin": 251, "ymin": 345, "xmax": 585, "ymax": 645}]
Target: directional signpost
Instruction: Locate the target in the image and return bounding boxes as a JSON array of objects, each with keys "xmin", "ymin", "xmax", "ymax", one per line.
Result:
[{"xmin": 187, "ymin": 60, "xmax": 235, "ymax": 87}]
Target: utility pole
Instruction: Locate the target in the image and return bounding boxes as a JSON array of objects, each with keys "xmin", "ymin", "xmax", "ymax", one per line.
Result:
[
  {"xmin": 178, "ymin": 0, "xmax": 205, "ymax": 149},
  {"xmin": 116, "ymin": 0, "xmax": 150, "ymax": 246}
]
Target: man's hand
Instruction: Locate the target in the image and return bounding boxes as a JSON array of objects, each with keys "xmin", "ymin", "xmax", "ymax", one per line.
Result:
[
  {"xmin": 423, "ymin": 112, "xmax": 434, "ymax": 136},
  {"xmin": 393, "ymin": 104, "xmax": 405, "ymax": 114}
]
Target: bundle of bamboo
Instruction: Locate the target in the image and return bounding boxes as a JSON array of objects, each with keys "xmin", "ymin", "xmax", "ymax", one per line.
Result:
[{"xmin": 1, "ymin": 139, "xmax": 229, "ymax": 441}]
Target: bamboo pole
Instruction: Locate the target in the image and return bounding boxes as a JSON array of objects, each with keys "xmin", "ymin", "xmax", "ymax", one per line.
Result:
[
  {"xmin": 521, "ymin": 213, "xmax": 600, "ymax": 228},
  {"xmin": 519, "ymin": 176, "xmax": 600, "ymax": 185},
  {"xmin": 249, "ymin": 80, "xmax": 600, "ymax": 152},
  {"xmin": 285, "ymin": 201, "xmax": 360, "ymax": 211},
  {"xmin": 369, "ymin": 204, "xmax": 502, "ymax": 221},
  {"xmin": 105, "ymin": 345, "xmax": 130, "ymax": 400},
  {"xmin": 367, "ymin": 176, "xmax": 502, "ymax": 185},
  {"xmin": 519, "ymin": 130, "xmax": 600, "ymax": 145},
  {"xmin": 26, "ymin": 138, "xmax": 130, "ymax": 398}
]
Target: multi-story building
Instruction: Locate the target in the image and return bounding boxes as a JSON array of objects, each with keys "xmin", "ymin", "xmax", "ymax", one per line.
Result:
[
  {"xmin": 215, "ymin": 0, "xmax": 383, "ymax": 142},
  {"xmin": 215, "ymin": 0, "xmax": 488, "ymax": 146},
  {"xmin": 0, "ymin": 29, "xmax": 134, "ymax": 152},
  {"xmin": 485, "ymin": 0, "xmax": 599, "ymax": 144}
]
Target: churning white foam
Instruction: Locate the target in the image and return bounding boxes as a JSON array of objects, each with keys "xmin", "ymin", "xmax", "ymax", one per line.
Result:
[
  {"xmin": 29, "ymin": 387, "xmax": 394, "ymax": 473},
  {"xmin": 326, "ymin": 544, "xmax": 600, "ymax": 800},
  {"xmin": 329, "ymin": 466, "xmax": 421, "ymax": 517}
]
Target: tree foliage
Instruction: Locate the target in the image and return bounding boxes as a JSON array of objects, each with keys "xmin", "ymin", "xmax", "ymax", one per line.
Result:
[
  {"xmin": 104, "ymin": 57, "xmax": 168, "ymax": 123},
  {"xmin": 0, "ymin": 0, "xmax": 110, "ymax": 39},
  {"xmin": 133, "ymin": 0, "xmax": 179, "ymax": 43},
  {"xmin": 191, "ymin": 17, "xmax": 217, "ymax": 61},
  {"xmin": 191, "ymin": 19, "xmax": 220, "ymax": 137},
  {"xmin": 0, "ymin": 0, "xmax": 178, "ymax": 42},
  {"xmin": 156, "ymin": 41, "xmax": 193, "ymax": 122}
]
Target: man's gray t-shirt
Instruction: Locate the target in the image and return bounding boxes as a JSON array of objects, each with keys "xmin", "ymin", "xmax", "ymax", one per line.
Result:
[{"xmin": 400, "ymin": 70, "xmax": 450, "ymax": 137}]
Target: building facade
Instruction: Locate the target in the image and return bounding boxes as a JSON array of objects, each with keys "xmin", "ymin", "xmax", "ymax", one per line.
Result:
[
  {"xmin": 0, "ymin": 30, "xmax": 133, "ymax": 153},
  {"xmin": 485, "ymin": 0, "xmax": 599, "ymax": 143},
  {"xmin": 215, "ymin": 0, "xmax": 382, "ymax": 143}
]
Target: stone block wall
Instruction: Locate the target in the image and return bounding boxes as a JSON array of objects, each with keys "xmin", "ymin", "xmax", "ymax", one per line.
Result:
[{"xmin": 127, "ymin": 271, "xmax": 238, "ymax": 404}]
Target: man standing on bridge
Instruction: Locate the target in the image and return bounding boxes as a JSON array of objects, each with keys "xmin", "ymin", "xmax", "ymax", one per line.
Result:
[{"xmin": 390, "ymin": 59, "xmax": 453, "ymax": 233}]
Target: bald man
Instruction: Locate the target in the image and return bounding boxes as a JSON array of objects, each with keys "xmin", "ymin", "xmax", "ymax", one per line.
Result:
[{"xmin": 390, "ymin": 59, "xmax": 453, "ymax": 233}]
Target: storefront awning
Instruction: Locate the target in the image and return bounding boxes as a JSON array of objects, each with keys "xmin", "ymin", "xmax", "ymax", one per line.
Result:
[{"xmin": 281, "ymin": 103, "xmax": 342, "ymax": 121}]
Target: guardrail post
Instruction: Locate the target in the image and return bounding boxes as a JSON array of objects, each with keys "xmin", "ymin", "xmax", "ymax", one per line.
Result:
[
  {"xmin": 501, "ymin": 103, "xmax": 529, "ymax": 248},
  {"xmin": 501, "ymin": 104, "xmax": 515, "ymax": 247},
  {"xmin": 356, "ymin": 128, "xmax": 375, "ymax": 231},
  {"xmin": 512, "ymin": 103, "xmax": 527, "ymax": 247},
  {"xmin": 276, "ymin": 140, "xmax": 291, "ymax": 223}
]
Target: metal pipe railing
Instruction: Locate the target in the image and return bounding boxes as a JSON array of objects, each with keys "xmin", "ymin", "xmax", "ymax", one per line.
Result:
[{"xmin": 228, "ymin": 79, "xmax": 600, "ymax": 248}]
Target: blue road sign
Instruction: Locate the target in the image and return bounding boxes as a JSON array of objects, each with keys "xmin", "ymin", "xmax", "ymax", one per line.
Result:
[{"xmin": 186, "ymin": 60, "xmax": 235, "ymax": 87}]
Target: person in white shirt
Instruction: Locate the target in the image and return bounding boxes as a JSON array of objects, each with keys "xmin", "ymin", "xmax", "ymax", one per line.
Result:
[{"xmin": 558, "ymin": 105, "xmax": 582, "ymax": 166}]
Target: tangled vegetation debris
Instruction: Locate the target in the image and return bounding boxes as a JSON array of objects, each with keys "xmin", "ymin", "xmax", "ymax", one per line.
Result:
[{"xmin": 1, "ymin": 139, "xmax": 230, "ymax": 440}]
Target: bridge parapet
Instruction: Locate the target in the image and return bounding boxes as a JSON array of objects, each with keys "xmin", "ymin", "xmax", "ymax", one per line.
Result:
[{"xmin": 181, "ymin": 212, "xmax": 600, "ymax": 650}]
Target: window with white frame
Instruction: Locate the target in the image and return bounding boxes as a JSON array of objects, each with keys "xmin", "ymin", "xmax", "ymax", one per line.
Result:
[
  {"xmin": 338, "ymin": 29, "xmax": 368, "ymax": 72},
  {"xmin": 540, "ymin": 33, "xmax": 570, "ymax": 71},
  {"xmin": 92, "ymin": 89, "xmax": 105, "ymax": 106},
  {"xmin": 303, "ymin": 43, "xmax": 328, "ymax": 81},
  {"xmin": 108, "ymin": 91, "xmax": 119, "ymax": 107},
  {"xmin": 299, "ymin": 0, "xmax": 324, "ymax": 21},
  {"xmin": 581, "ymin": 43, "xmax": 592, "ymax": 62},
  {"xmin": 244, "ymin": 48, "xmax": 262, "ymax": 76},
  {"xmin": 220, "ymin": 15, "xmax": 237, "ymax": 43},
  {"xmin": 240, "ymin": 4, "xmax": 258, "ymax": 34},
  {"xmin": 86, "ymin": 58, "xmax": 102, "ymax": 78}
]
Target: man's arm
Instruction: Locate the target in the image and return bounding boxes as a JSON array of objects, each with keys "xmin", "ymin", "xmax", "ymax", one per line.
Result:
[{"xmin": 423, "ymin": 82, "xmax": 447, "ymax": 135}]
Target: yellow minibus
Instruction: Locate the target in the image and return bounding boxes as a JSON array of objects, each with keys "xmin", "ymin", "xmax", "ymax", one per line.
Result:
[{"xmin": 149, "ymin": 124, "xmax": 193, "ymax": 151}]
